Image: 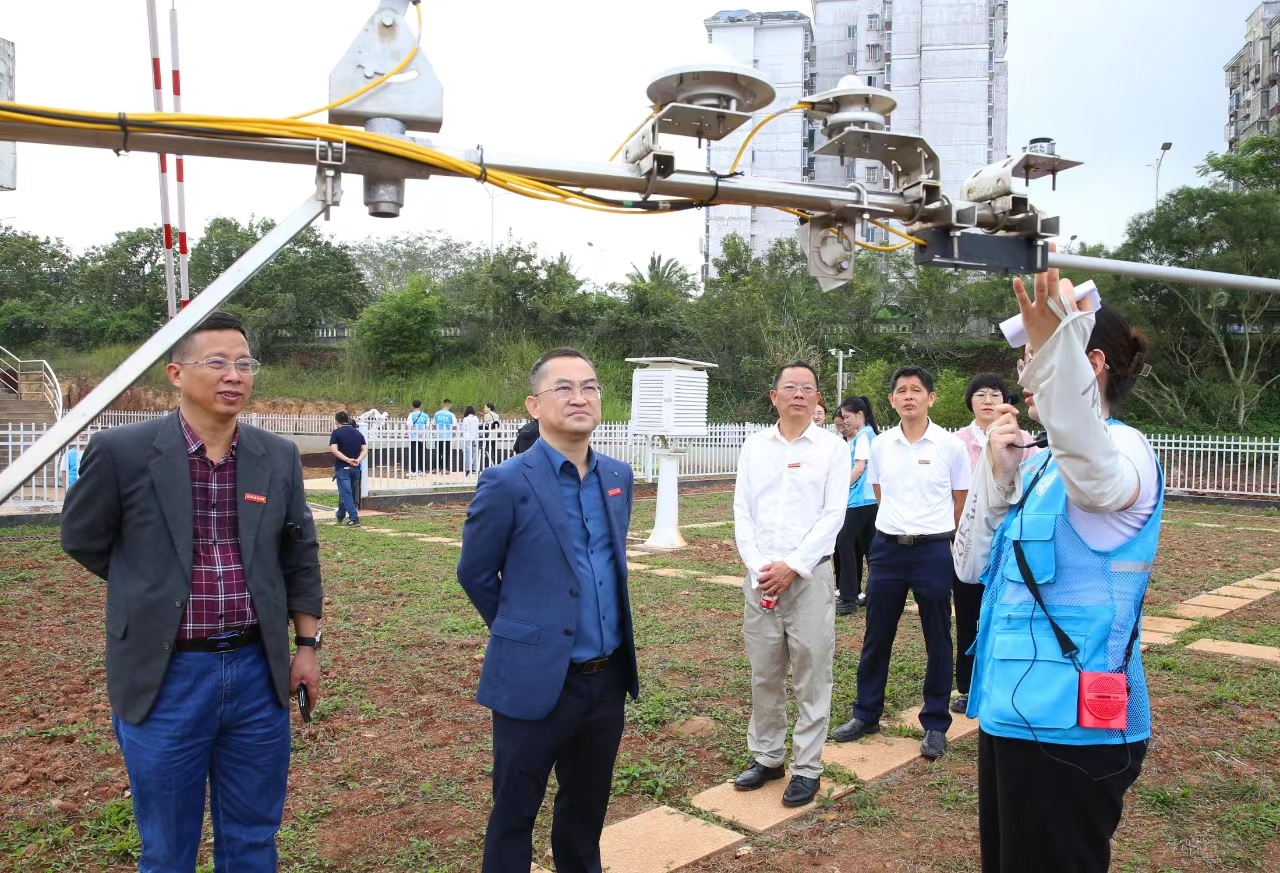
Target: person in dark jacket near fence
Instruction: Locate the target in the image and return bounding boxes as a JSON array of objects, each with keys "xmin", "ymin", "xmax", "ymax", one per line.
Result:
[
  {"xmin": 513, "ymin": 417, "xmax": 540, "ymax": 454},
  {"xmin": 60, "ymin": 311, "xmax": 323, "ymax": 873}
]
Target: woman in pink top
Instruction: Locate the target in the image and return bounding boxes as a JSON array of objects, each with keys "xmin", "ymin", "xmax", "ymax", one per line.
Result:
[{"xmin": 951, "ymin": 373, "xmax": 1037, "ymax": 714}]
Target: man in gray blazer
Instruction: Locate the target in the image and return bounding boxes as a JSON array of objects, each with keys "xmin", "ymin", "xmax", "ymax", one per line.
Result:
[{"xmin": 61, "ymin": 311, "xmax": 323, "ymax": 873}]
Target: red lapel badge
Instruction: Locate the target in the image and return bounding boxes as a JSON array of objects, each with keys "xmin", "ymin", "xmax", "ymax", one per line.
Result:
[
  {"xmin": 244, "ymin": 492, "xmax": 267, "ymax": 504},
  {"xmin": 607, "ymin": 488, "xmax": 622, "ymax": 497}
]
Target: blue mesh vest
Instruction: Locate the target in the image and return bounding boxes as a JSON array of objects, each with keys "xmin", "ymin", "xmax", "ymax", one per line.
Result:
[
  {"xmin": 849, "ymin": 425, "xmax": 877, "ymax": 507},
  {"xmin": 966, "ymin": 424, "xmax": 1163, "ymax": 745}
]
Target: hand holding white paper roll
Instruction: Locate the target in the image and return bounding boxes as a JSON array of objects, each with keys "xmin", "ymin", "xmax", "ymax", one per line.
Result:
[{"xmin": 1000, "ymin": 280, "xmax": 1100, "ymax": 348}]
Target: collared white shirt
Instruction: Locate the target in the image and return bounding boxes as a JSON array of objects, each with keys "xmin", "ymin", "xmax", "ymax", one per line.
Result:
[
  {"xmin": 868, "ymin": 419, "xmax": 971, "ymax": 536},
  {"xmin": 733, "ymin": 422, "xmax": 851, "ymax": 582}
]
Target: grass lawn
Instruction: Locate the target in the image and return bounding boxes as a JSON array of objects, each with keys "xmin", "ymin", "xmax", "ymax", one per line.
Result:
[{"xmin": 1, "ymin": 496, "xmax": 1278, "ymax": 871}]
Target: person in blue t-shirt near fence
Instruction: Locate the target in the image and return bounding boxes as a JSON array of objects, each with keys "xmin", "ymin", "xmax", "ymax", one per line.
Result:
[
  {"xmin": 329, "ymin": 411, "xmax": 368, "ymax": 526},
  {"xmin": 408, "ymin": 399, "xmax": 431, "ymax": 475},
  {"xmin": 433, "ymin": 399, "xmax": 457, "ymax": 473},
  {"xmin": 832, "ymin": 396, "xmax": 879, "ymax": 615}
]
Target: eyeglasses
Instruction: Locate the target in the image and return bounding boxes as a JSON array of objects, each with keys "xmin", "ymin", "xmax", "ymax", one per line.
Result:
[
  {"xmin": 177, "ymin": 357, "xmax": 261, "ymax": 375},
  {"xmin": 776, "ymin": 385, "xmax": 819, "ymax": 396},
  {"xmin": 535, "ymin": 383, "xmax": 604, "ymax": 402},
  {"xmin": 972, "ymin": 391, "xmax": 1004, "ymax": 402}
]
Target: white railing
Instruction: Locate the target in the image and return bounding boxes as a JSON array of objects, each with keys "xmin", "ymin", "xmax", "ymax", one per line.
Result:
[
  {"xmin": 5, "ymin": 420, "xmax": 1280, "ymax": 509},
  {"xmin": 1, "ymin": 422, "xmax": 102, "ymax": 509},
  {"xmin": 0, "ymin": 345, "xmax": 63, "ymax": 419},
  {"xmin": 94, "ymin": 410, "xmax": 337, "ymax": 434},
  {"xmin": 1149, "ymin": 433, "xmax": 1280, "ymax": 499}
]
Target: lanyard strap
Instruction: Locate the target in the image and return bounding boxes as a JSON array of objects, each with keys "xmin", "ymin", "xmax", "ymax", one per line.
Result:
[{"xmin": 1008, "ymin": 453, "xmax": 1144, "ymax": 676}]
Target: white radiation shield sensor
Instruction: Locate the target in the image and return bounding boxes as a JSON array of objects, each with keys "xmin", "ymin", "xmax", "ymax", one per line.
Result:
[{"xmin": 1000, "ymin": 280, "xmax": 1100, "ymax": 348}]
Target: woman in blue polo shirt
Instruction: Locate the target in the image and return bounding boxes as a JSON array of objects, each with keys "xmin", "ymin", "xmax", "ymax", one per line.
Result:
[
  {"xmin": 954, "ymin": 264, "xmax": 1160, "ymax": 873},
  {"xmin": 833, "ymin": 396, "xmax": 879, "ymax": 614}
]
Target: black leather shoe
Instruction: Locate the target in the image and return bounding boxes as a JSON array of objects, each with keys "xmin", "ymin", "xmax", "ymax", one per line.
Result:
[
  {"xmin": 831, "ymin": 717, "xmax": 880, "ymax": 743},
  {"xmin": 921, "ymin": 730, "xmax": 948, "ymax": 760},
  {"xmin": 836, "ymin": 599, "xmax": 859, "ymax": 615},
  {"xmin": 950, "ymin": 694, "xmax": 969, "ymax": 714},
  {"xmin": 782, "ymin": 775, "xmax": 820, "ymax": 807},
  {"xmin": 734, "ymin": 761, "xmax": 785, "ymax": 791}
]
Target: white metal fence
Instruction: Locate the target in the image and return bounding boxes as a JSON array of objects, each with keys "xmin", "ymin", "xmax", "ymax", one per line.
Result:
[
  {"xmin": 94, "ymin": 410, "xmax": 336, "ymax": 434},
  {"xmin": 5, "ymin": 417, "xmax": 1280, "ymax": 509}
]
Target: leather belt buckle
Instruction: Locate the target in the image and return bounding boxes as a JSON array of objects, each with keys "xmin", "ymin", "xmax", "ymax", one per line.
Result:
[
  {"xmin": 578, "ymin": 657, "xmax": 610, "ymax": 675},
  {"xmin": 899, "ymin": 535, "xmax": 916, "ymax": 546}
]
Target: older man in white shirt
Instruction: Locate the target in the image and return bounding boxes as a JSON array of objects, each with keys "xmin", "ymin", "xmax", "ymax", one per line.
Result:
[
  {"xmin": 832, "ymin": 365, "xmax": 971, "ymax": 761},
  {"xmin": 732, "ymin": 361, "xmax": 850, "ymax": 808}
]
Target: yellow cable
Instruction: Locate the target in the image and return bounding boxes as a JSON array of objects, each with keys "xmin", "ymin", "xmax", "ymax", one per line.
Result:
[
  {"xmin": 608, "ymin": 108, "xmax": 660, "ymax": 162},
  {"xmin": 869, "ymin": 218, "xmax": 925, "ymax": 246},
  {"xmin": 855, "ymin": 239, "xmax": 915, "ymax": 252},
  {"xmin": 728, "ymin": 102, "xmax": 812, "ymax": 174},
  {"xmin": 287, "ymin": 3, "xmax": 424, "ymax": 121}
]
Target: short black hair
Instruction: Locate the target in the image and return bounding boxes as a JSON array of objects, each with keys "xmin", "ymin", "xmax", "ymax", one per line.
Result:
[
  {"xmin": 889, "ymin": 364, "xmax": 935, "ymax": 394},
  {"xmin": 530, "ymin": 348, "xmax": 595, "ymax": 394},
  {"xmin": 412, "ymin": 400, "xmax": 422, "ymax": 409},
  {"xmin": 169, "ymin": 311, "xmax": 247, "ymax": 363},
  {"xmin": 442, "ymin": 399, "xmax": 452, "ymax": 405},
  {"xmin": 772, "ymin": 360, "xmax": 818, "ymax": 389},
  {"xmin": 335, "ymin": 410, "xmax": 350, "ymax": 425},
  {"xmin": 964, "ymin": 373, "xmax": 1010, "ymax": 412},
  {"xmin": 1088, "ymin": 304, "xmax": 1151, "ymax": 407}
]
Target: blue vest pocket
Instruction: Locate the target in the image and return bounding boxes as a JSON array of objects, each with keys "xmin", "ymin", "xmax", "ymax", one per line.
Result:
[
  {"xmin": 982, "ymin": 611, "xmax": 1090, "ymax": 731},
  {"xmin": 1001, "ymin": 513, "xmax": 1057, "ymax": 585}
]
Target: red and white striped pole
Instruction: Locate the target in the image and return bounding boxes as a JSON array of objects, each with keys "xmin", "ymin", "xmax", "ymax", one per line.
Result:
[
  {"xmin": 145, "ymin": 0, "xmax": 178, "ymax": 320},
  {"xmin": 169, "ymin": 2, "xmax": 190, "ymax": 308}
]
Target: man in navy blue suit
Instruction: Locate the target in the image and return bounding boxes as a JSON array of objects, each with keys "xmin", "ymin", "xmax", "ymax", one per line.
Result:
[{"xmin": 458, "ymin": 347, "xmax": 638, "ymax": 873}]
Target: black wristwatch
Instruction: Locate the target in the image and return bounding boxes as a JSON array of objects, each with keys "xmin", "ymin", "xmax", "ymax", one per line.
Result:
[{"xmin": 295, "ymin": 631, "xmax": 323, "ymax": 652}]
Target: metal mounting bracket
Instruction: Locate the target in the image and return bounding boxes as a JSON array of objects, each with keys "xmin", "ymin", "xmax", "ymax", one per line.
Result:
[{"xmin": 817, "ymin": 128, "xmax": 941, "ymax": 193}]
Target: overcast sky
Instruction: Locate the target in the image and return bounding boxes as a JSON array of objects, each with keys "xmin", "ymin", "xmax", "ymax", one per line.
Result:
[{"xmin": 0, "ymin": 1, "xmax": 1256, "ymax": 286}]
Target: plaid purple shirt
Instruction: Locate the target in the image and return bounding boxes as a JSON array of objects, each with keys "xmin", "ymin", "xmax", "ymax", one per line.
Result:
[{"xmin": 178, "ymin": 415, "xmax": 257, "ymax": 640}]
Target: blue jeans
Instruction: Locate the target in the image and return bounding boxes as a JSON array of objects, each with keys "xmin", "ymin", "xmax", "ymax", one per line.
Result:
[
  {"xmin": 335, "ymin": 465, "xmax": 359, "ymax": 523},
  {"xmin": 113, "ymin": 643, "xmax": 291, "ymax": 873}
]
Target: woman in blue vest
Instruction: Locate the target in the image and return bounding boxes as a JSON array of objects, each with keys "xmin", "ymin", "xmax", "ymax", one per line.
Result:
[
  {"xmin": 833, "ymin": 396, "xmax": 879, "ymax": 613},
  {"xmin": 954, "ymin": 262, "xmax": 1159, "ymax": 873}
]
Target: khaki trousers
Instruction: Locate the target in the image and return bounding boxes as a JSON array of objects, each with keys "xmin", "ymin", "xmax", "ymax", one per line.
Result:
[{"xmin": 742, "ymin": 562, "xmax": 836, "ymax": 779}]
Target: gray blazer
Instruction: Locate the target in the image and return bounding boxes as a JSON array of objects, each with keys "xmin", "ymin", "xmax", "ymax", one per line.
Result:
[{"xmin": 61, "ymin": 411, "xmax": 324, "ymax": 724}]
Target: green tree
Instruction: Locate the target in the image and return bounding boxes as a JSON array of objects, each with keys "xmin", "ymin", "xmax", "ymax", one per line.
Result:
[
  {"xmin": 1115, "ymin": 185, "xmax": 1280, "ymax": 430},
  {"xmin": 188, "ymin": 217, "xmax": 370, "ymax": 360},
  {"xmin": 1199, "ymin": 132, "xmax": 1280, "ymax": 191},
  {"xmin": 347, "ymin": 231, "xmax": 481, "ymax": 295},
  {"xmin": 0, "ymin": 227, "xmax": 73, "ymax": 348},
  {"xmin": 610, "ymin": 253, "xmax": 696, "ymax": 355},
  {"xmin": 353, "ymin": 275, "xmax": 443, "ymax": 374}
]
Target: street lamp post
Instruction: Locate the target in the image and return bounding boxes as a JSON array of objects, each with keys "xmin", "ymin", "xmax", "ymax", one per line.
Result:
[
  {"xmin": 1067, "ymin": 234, "xmax": 1078, "ymax": 255},
  {"xmin": 828, "ymin": 347, "xmax": 857, "ymax": 401},
  {"xmin": 1154, "ymin": 142, "xmax": 1172, "ymax": 208}
]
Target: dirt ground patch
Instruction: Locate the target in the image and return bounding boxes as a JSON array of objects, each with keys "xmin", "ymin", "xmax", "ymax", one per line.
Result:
[{"xmin": 2, "ymin": 498, "xmax": 1279, "ymax": 872}]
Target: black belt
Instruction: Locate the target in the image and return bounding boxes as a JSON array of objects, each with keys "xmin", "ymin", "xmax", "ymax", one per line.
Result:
[
  {"xmin": 570, "ymin": 648, "xmax": 619, "ymax": 675},
  {"xmin": 877, "ymin": 531, "xmax": 954, "ymax": 546},
  {"xmin": 174, "ymin": 625, "xmax": 261, "ymax": 653}
]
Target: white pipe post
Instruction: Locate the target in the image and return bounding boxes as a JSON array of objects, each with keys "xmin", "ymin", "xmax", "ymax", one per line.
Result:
[
  {"xmin": 145, "ymin": 0, "xmax": 178, "ymax": 319},
  {"xmin": 642, "ymin": 449, "xmax": 686, "ymax": 551},
  {"xmin": 169, "ymin": 2, "xmax": 190, "ymax": 306}
]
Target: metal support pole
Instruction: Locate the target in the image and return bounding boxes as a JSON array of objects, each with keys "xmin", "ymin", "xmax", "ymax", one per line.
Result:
[
  {"xmin": 1047, "ymin": 252, "xmax": 1280, "ymax": 295},
  {"xmin": 0, "ymin": 177, "xmax": 337, "ymax": 506}
]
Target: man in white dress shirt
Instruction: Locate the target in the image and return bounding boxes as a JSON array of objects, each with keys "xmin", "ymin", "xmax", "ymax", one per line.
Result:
[
  {"xmin": 832, "ymin": 365, "xmax": 971, "ymax": 760},
  {"xmin": 732, "ymin": 361, "xmax": 850, "ymax": 808}
]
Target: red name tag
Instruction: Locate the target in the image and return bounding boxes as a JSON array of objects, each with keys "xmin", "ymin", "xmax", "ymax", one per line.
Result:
[
  {"xmin": 608, "ymin": 488, "xmax": 622, "ymax": 497},
  {"xmin": 244, "ymin": 492, "xmax": 267, "ymax": 504},
  {"xmin": 788, "ymin": 462, "xmax": 802, "ymax": 469}
]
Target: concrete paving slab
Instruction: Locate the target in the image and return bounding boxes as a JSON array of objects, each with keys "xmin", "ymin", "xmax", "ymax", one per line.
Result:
[
  {"xmin": 1237, "ymin": 576, "xmax": 1280, "ymax": 591},
  {"xmin": 360, "ymin": 528, "xmax": 395, "ymax": 533},
  {"xmin": 705, "ymin": 575, "xmax": 745, "ymax": 588},
  {"xmin": 1141, "ymin": 630, "xmax": 1176, "ymax": 646},
  {"xmin": 417, "ymin": 536, "xmax": 456, "ymax": 543},
  {"xmin": 598, "ymin": 805, "xmax": 745, "ymax": 872},
  {"xmin": 1211, "ymin": 585, "xmax": 1273, "ymax": 601},
  {"xmin": 823, "ymin": 734, "xmax": 922, "ymax": 781},
  {"xmin": 627, "ymin": 562, "xmax": 651, "ymax": 572},
  {"xmin": 690, "ymin": 778, "xmax": 851, "ymax": 834},
  {"xmin": 892, "ymin": 707, "xmax": 980, "ymax": 741},
  {"xmin": 1142, "ymin": 616, "xmax": 1198, "ymax": 634},
  {"xmin": 646, "ymin": 568, "xmax": 704, "ymax": 578},
  {"xmin": 1185, "ymin": 593, "xmax": 1255, "ymax": 611},
  {"xmin": 1187, "ymin": 638, "xmax": 1280, "ymax": 665},
  {"xmin": 1172, "ymin": 603, "xmax": 1232, "ymax": 619},
  {"xmin": 625, "ymin": 550, "xmax": 646, "ymax": 558}
]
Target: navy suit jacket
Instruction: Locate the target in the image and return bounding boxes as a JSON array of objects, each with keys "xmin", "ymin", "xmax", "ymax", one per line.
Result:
[{"xmin": 457, "ymin": 439, "xmax": 639, "ymax": 721}]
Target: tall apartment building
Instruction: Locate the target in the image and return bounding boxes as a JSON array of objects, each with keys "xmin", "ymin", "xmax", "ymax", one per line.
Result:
[
  {"xmin": 811, "ymin": 0, "xmax": 1008, "ymax": 243},
  {"xmin": 703, "ymin": 10, "xmax": 814, "ymax": 279},
  {"xmin": 1224, "ymin": 2, "xmax": 1280, "ymax": 150}
]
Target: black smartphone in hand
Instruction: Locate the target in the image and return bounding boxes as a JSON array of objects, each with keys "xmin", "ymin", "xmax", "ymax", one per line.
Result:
[{"xmin": 297, "ymin": 686, "xmax": 312, "ymax": 723}]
